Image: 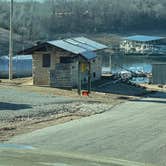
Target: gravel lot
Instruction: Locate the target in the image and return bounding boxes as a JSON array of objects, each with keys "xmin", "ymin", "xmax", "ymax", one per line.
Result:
[{"xmin": 0, "ymin": 86, "xmax": 113, "ymax": 122}]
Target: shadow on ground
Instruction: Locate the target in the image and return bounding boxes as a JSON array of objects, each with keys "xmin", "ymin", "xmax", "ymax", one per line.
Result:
[
  {"xmin": 86, "ymin": 77, "xmax": 166, "ymax": 99},
  {"xmin": 146, "ymin": 91, "xmax": 166, "ymax": 99},
  {"xmin": 89, "ymin": 77, "xmax": 149, "ymax": 96},
  {"xmin": 0, "ymin": 102, "xmax": 32, "ymax": 111},
  {"xmin": 129, "ymin": 99, "xmax": 166, "ymax": 104}
]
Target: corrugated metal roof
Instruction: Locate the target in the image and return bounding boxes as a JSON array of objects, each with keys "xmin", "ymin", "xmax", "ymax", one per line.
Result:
[
  {"xmin": 65, "ymin": 39, "xmax": 96, "ymax": 51},
  {"xmin": 18, "ymin": 37, "xmax": 107, "ymax": 57},
  {"xmin": 48, "ymin": 40, "xmax": 87, "ymax": 54},
  {"xmin": 81, "ymin": 51, "xmax": 97, "ymax": 60},
  {"xmin": 74, "ymin": 37, "xmax": 107, "ymax": 50},
  {"xmin": 48, "ymin": 37, "xmax": 107, "ymax": 54},
  {"xmin": 124, "ymin": 35, "xmax": 165, "ymax": 42}
]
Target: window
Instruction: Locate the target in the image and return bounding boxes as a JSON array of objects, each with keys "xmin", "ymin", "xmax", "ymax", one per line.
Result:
[
  {"xmin": 60, "ymin": 57, "xmax": 73, "ymax": 63},
  {"xmin": 42, "ymin": 54, "xmax": 51, "ymax": 67},
  {"xmin": 93, "ymin": 72, "xmax": 96, "ymax": 78}
]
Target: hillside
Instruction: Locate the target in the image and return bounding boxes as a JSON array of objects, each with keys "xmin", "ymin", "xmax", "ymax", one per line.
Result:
[
  {"xmin": 0, "ymin": 28, "xmax": 32, "ymax": 56},
  {"xmin": 1, "ymin": 0, "xmax": 166, "ymax": 42}
]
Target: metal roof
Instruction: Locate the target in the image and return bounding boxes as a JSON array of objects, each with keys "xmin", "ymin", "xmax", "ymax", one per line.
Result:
[
  {"xmin": 48, "ymin": 40, "xmax": 87, "ymax": 54},
  {"xmin": 18, "ymin": 37, "xmax": 107, "ymax": 60},
  {"xmin": 47, "ymin": 37, "xmax": 107, "ymax": 54},
  {"xmin": 81, "ymin": 51, "xmax": 97, "ymax": 61},
  {"xmin": 74, "ymin": 37, "xmax": 107, "ymax": 50},
  {"xmin": 65, "ymin": 39, "xmax": 96, "ymax": 51},
  {"xmin": 124, "ymin": 35, "xmax": 165, "ymax": 42}
]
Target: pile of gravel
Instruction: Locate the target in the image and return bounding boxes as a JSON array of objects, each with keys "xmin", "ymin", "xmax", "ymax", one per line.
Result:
[{"xmin": 0, "ymin": 102, "xmax": 113, "ymax": 122}]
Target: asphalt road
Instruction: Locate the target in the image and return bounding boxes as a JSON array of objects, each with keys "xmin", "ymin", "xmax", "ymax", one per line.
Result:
[{"xmin": 1, "ymin": 92, "xmax": 166, "ymax": 166}]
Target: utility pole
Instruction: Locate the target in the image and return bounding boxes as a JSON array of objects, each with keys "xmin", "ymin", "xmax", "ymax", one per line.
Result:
[
  {"xmin": 77, "ymin": 56, "xmax": 81, "ymax": 95},
  {"xmin": 9, "ymin": 0, "xmax": 13, "ymax": 80},
  {"xmin": 88, "ymin": 62, "xmax": 91, "ymax": 94}
]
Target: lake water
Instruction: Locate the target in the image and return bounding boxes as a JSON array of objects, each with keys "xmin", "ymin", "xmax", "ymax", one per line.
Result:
[
  {"xmin": 0, "ymin": 55, "xmax": 32, "ymax": 78},
  {"xmin": 102, "ymin": 54, "xmax": 166, "ymax": 83},
  {"xmin": 102, "ymin": 54, "xmax": 166, "ymax": 73}
]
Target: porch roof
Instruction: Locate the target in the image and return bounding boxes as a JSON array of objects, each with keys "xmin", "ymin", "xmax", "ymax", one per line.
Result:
[{"xmin": 81, "ymin": 51, "xmax": 97, "ymax": 60}]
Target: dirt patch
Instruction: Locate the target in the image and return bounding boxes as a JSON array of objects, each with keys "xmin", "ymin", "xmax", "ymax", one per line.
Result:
[
  {"xmin": 140, "ymin": 83, "xmax": 166, "ymax": 92},
  {"xmin": 0, "ymin": 112, "xmax": 94, "ymax": 142},
  {"xmin": 0, "ymin": 77, "xmax": 33, "ymax": 86}
]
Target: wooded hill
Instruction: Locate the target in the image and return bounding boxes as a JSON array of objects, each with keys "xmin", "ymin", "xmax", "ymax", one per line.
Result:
[
  {"xmin": 0, "ymin": 27, "xmax": 32, "ymax": 56},
  {"xmin": 0, "ymin": 0, "xmax": 166, "ymax": 54}
]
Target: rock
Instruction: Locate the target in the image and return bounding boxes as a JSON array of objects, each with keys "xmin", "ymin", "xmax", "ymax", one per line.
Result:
[{"xmin": 158, "ymin": 84, "xmax": 164, "ymax": 88}]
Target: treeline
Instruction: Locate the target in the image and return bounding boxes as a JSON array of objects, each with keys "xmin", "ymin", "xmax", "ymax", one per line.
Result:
[{"xmin": 0, "ymin": 0, "xmax": 166, "ymax": 41}]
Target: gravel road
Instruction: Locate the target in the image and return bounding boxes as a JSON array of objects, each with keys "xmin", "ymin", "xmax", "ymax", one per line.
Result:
[{"xmin": 0, "ymin": 86, "xmax": 113, "ymax": 122}]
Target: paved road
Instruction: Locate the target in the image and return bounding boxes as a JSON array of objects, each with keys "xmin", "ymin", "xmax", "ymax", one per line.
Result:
[
  {"xmin": 0, "ymin": 147, "xmax": 146, "ymax": 166},
  {"xmin": 2, "ymin": 92, "xmax": 166, "ymax": 166}
]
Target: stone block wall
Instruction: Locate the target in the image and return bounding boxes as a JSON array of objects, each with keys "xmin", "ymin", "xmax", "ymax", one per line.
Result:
[
  {"xmin": 32, "ymin": 50, "xmax": 102, "ymax": 87},
  {"xmin": 32, "ymin": 51, "xmax": 60, "ymax": 85}
]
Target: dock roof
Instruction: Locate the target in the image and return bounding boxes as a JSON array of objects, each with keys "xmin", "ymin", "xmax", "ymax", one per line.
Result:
[{"xmin": 123, "ymin": 35, "xmax": 165, "ymax": 42}]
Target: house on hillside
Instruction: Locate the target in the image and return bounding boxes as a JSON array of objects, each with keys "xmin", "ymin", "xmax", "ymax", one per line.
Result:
[
  {"xmin": 18, "ymin": 37, "xmax": 107, "ymax": 89},
  {"xmin": 120, "ymin": 35, "xmax": 166, "ymax": 55}
]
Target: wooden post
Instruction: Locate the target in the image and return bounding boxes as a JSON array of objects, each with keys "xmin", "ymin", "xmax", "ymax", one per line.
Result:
[
  {"xmin": 88, "ymin": 62, "xmax": 91, "ymax": 94},
  {"xmin": 77, "ymin": 56, "xmax": 81, "ymax": 95}
]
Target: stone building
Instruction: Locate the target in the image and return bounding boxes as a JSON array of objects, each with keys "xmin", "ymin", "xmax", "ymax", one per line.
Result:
[{"xmin": 18, "ymin": 37, "xmax": 107, "ymax": 88}]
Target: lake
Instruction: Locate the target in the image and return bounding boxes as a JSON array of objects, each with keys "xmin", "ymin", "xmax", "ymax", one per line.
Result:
[{"xmin": 102, "ymin": 54, "xmax": 166, "ymax": 83}]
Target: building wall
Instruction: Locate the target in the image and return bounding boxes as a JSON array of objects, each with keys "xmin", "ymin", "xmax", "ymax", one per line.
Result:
[
  {"xmin": 73, "ymin": 55, "xmax": 102, "ymax": 87},
  {"xmin": 50, "ymin": 63, "xmax": 73, "ymax": 88},
  {"xmin": 49, "ymin": 56, "xmax": 102, "ymax": 88},
  {"xmin": 152, "ymin": 64, "xmax": 166, "ymax": 84},
  {"xmin": 33, "ymin": 50, "xmax": 102, "ymax": 87},
  {"xmin": 92, "ymin": 54, "xmax": 102, "ymax": 80},
  {"xmin": 32, "ymin": 51, "xmax": 61, "ymax": 85}
]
